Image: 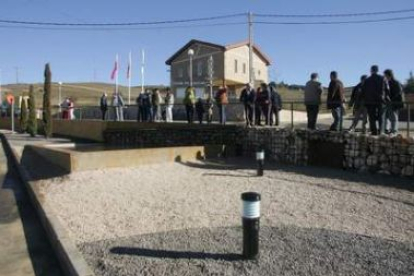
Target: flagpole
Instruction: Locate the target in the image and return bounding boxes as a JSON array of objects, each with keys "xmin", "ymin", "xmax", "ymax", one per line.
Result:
[
  {"xmin": 128, "ymin": 51, "xmax": 132, "ymax": 105},
  {"xmin": 141, "ymin": 49, "xmax": 145, "ymax": 94},
  {"xmin": 115, "ymin": 54, "xmax": 119, "ymax": 95}
]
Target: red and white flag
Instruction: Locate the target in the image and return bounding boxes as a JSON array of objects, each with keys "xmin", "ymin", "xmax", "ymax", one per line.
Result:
[{"xmin": 110, "ymin": 55, "xmax": 118, "ymax": 80}]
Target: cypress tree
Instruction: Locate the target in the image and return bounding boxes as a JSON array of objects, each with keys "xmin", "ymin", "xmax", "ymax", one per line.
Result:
[
  {"xmin": 27, "ymin": 85, "xmax": 37, "ymax": 137},
  {"xmin": 19, "ymin": 97, "xmax": 28, "ymax": 132},
  {"xmin": 43, "ymin": 63, "xmax": 53, "ymax": 138}
]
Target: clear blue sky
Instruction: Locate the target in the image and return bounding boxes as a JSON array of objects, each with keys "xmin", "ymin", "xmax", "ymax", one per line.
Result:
[{"xmin": 1, "ymin": 0, "xmax": 413, "ymax": 87}]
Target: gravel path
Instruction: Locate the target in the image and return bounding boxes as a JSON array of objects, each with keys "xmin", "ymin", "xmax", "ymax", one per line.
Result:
[
  {"xmin": 79, "ymin": 225, "xmax": 414, "ymax": 276},
  {"xmin": 36, "ymin": 159, "xmax": 414, "ymax": 275}
]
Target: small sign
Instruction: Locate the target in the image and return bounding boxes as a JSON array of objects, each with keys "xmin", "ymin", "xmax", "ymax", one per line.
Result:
[{"xmin": 6, "ymin": 94, "xmax": 14, "ymax": 105}]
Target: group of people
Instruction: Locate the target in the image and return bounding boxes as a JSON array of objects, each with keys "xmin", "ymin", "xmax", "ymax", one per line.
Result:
[
  {"xmin": 60, "ymin": 97, "xmax": 75, "ymax": 120},
  {"xmin": 100, "ymin": 89, "xmax": 175, "ymax": 122},
  {"xmin": 239, "ymin": 82, "xmax": 282, "ymax": 127},
  {"xmin": 305, "ymin": 65, "xmax": 404, "ymax": 135}
]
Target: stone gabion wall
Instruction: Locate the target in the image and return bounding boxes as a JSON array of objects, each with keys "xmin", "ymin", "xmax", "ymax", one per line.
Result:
[
  {"xmin": 242, "ymin": 128, "xmax": 414, "ymax": 177},
  {"xmin": 104, "ymin": 126, "xmax": 242, "ymax": 148},
  {"xmin": 104, "ymin": 125, "xmax": 414, "ymax": 178},
  {"xmin": 343, "ymin": 133, "xmax": 414, "ymax": 176}
]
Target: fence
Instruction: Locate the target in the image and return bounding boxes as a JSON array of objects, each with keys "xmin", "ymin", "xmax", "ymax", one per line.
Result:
[{"xmin": 5, "ymin": 100, "xmax": 413, "ymax": 137}]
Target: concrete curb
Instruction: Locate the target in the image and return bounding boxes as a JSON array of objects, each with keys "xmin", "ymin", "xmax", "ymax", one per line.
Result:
[{"xmin": 0, "ymin": 134, "xmax": 95, "ymax": 276}]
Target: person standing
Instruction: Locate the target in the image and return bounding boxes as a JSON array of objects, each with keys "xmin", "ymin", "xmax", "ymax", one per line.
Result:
[
  {"xmin": 258, "ymin": 83, "xmax": 271, "ymax": 126},
  {"xmin": 143, "ymin": 90, "xmax": 153, "ymax": 122},
  {"xmin": 383, "ymin": 69, "xmax": 404, "ymax": 135},
  {"xmin": 215, "ymin": 86, "xmax": 228, "ymax": 125},
  {"xmin": 269, "ymin": 82, "xmax": 282, "ymax": 126},
  {"xmin": 348, "ymin": 75, "xmax": 368, "ymax": 132},
  {"xmin": 195, "ymin": 97, "xmax": 205, "ymax": 124},
  {"xmin": 205, "ymin": 97, "xmax": 214, "ymax": 124},
  {"xmin": 327, "ymin": 71, "xmax": 345, "ymax": 131},
  {"xmin": 164, "ymin": 88, "xmax": 174, "ymax": 122},
  {"xmin": 239, "ymin": 83, "xmax": 256, "ymax": 127},
  {"xmin": 362, "ymin": 65, "xmax": 386, "ymax": 135},
  {"xmin": 183, "ymin": 86, "xmax": 196, "ymax": 123},
  {"xmin": 304, "ymin": 73, "xmax": 323, "ymax": 130},
  {"xmin": 100, "ymin": 93, "xmax": 108, "ymax": 121},
  {"xmin": 152, "ymin": 89, "xmax": 162, "ymax": 122},
  {"xmin": 112, "ymin": 92, "xmax": 125, "ymax": 121},
  {"xmin": 136, "ymin": 92, "xmax": 144, "ymax": 122}
]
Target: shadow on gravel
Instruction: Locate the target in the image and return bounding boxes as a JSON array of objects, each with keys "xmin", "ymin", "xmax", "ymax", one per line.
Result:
[
  {"xmin": 20, "ymin": 146, "xmax": 69, "ymax": 181},
  {"xmin": 80, "ymin": 225, "xmax": 414, "ymax": 276},
  {"xmin": 179, "ymin": 158, "xmax": 414, "ymax": 192},
  {"xmin": 110, "ymin": 247, "xmax": 242, "ymax": 261}
]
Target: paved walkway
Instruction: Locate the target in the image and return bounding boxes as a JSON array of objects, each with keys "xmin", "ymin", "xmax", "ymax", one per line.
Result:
[{"xmin": 0, "ymin": 135, "xmax": 63, "ymax": 276}]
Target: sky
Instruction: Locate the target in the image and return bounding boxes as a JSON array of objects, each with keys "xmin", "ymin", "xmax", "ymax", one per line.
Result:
[{"xmin": 0, "ymin": 0, "xmax": 413, "ymax": 88}]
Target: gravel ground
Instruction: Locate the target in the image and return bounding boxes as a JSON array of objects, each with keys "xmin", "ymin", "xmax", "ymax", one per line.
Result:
[
  {"xmin": 36, "ymin": 159, "xmax": 414, "ymax": 275},
  {"xmin": 79, "ymin": 225, "xmax": 414, "ymax": 276}
]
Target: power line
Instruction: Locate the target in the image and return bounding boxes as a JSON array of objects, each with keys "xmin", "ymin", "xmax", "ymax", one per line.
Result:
[
  {"xmin": 0, "ymin": 13, "xmax": 246, "ymax": 26},
  {"xmin": 0, "ymin": 21, "xmax": 246, "ymax": 31},
  {"xmin": 256, "ymin": 8, "xmax": 414, "ymax": 18},
  {"xmin": 254, "ymin": 15, "xmax": 414, "ymax": 25}
]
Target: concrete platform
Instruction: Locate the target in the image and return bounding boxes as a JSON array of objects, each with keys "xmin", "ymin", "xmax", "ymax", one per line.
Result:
[{"xmin": 26, "ymin": 144, "xmax": 205, "ymax": 173}]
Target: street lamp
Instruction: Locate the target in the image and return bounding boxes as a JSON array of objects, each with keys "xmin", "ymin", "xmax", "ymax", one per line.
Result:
[
  {"xmin": 58, "ymin": 82, "xmax": 62, "ymax": 118},
  {"xmin": 188, "ymin": 48, "xmax": 194, "ymax": 87}
]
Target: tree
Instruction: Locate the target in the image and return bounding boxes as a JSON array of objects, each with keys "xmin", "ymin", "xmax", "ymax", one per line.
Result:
[
  {"xmin": 405, "ymin": 71, "xmax": 414, "ymax": 94},
  {"xmin": 27, "ymin": 85, "xmax": 37, "ymax": 137},
  {"xmin": 19, "ymin": 98, "xmax": 28, "ymax": 133},
  {"xmin": 43, "ymin": 63, "xmax": 53, "ymax": 138}
]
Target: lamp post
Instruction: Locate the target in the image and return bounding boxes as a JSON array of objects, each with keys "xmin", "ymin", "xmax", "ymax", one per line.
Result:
[
  {"xmin": 58, "ymin": 82, "xmax": 62, "ymax": 118},
  {"xmin": 241, "ymin": 192, "xmax": 261, "ymax": 260},
  {"xmin": 188, "ymin": 48, "xmax": 194, "ymax": 87},
  {"xmin": 256, "ymin": 148, "xmax": 265, "ymax": 176}
]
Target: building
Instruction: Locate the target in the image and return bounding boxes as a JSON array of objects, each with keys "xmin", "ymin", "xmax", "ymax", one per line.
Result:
[{"xmin": 165, "ymin": 39, "xmax": 271, "ymax": 99}]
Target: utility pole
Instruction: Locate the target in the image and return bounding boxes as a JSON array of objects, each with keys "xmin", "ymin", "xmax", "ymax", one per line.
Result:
[
  {"xmin": 208, "ymin": 55, "xmax": 214, "ymax": 99},
  {"xmin": 248, "ymin": 11, "xmax": 254, "ymax": 86}
]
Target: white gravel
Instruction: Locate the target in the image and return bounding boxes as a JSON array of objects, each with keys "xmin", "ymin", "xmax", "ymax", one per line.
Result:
[{"xmin": 37, "ymin": 160, "xmax": 414, "ymax": 245}]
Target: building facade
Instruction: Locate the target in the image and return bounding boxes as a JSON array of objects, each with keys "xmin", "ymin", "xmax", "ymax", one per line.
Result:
[{"xmin": 165, "ymin": 39, "xmax": 271, "ymax": 99}]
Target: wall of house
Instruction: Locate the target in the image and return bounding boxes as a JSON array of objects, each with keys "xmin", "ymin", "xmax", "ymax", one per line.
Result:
[
  {"xmin": 224, "ymin": 45, "xmax": 269, "ymax": 86},
  {"xmin": 169, "ymin": 43, "xmax": 225, "ymax": 98}
]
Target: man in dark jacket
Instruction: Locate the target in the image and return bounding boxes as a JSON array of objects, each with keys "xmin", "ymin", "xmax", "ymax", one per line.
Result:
[
  {"xmin": 100, "ymin": 93, "xmax": 108, "ymax": 121},
  {"xmin": 256, "ymin": 83, "xmax": 271, "ymax": 126},
  {"xmin": 349, "ymin": 75, "xmax": 368, "ymax": 132},
  {"xmin": 239, "ymin": 83, "xmax": 256, "ymax": 127},
  {"xmin": 304, "ymin": 73, "xmax": 323, "ymax": 130},
  {"xmin": 383, "ymin": 69, "xmax": 404, "ymax": 134},
  {"xmin": 362, "ymin": 65, "xmax": 386, "ymax": 135},
  {"xmin": 327, "ymin": 71, "xmax": 345, "ymax": 131},
  {"xmin": 269, "ymin": 82, "xmax": 282, "ymax": 126}
]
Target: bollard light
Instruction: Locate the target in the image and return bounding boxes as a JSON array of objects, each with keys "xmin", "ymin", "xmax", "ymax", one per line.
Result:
[
  {"xmin": 241, "ymin": 192, "xmax": 261, "ymax": 260},
  {"xmin": 256, "ymin": 148, "xmax": 265, "ymax": 176}
]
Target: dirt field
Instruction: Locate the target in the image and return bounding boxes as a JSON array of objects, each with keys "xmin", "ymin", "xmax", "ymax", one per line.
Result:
[{"xmin": 37, "ymin": 159, "xmax": 414, "ymax": 276}]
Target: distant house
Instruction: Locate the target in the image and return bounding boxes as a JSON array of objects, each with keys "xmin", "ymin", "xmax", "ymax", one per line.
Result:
[{"xmin": 165, "ymin": 39, "xmax": 271, "ymax": 99}]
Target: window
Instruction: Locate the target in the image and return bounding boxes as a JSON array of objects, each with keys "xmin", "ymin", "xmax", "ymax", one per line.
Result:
[
  {"xmin": 197, "ymin": 62, "xmax": 203, "ymax": 76},
  {"xmin": 243, "ymin": 63, "xmax": 246, "ymax": 74},
  {"xmin": 234, "ymin": 59, "xmax": 238, "ymax": 73}
]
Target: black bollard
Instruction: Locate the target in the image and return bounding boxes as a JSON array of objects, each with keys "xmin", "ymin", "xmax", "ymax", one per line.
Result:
[
  {"xmin": 241, "ymin": 192, "xmax": 261, "ymax": 260},
  {"xmin": 256, "ymin": 149, "xmax": 265, "ymax": 176}
]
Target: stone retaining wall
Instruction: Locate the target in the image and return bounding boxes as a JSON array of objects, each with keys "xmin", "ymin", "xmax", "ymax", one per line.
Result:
[{"xmin": 242, "ymin": 128, "xmax": 414, "ymax": 177}]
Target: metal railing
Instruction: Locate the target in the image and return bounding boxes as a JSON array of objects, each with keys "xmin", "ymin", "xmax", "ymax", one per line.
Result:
[{"xmin": 3, "ymin": 100, "xmax": 412, "ymax": 137}]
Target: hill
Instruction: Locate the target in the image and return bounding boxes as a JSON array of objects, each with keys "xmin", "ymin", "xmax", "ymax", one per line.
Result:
[{"xmin": 1, "ymin": 83, "xmax": 165, "ymax": 107}]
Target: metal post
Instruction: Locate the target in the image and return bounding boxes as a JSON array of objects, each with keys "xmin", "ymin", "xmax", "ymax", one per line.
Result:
[
  {"xmin": 407, "ymin": 103, "xmax": 411, "ymax": 138},
  {"xmin": 290, "ymin": 102, "xmax": 294, "ymax": 128},
  {"xmin": 241, "ymin": 192, "xmax": 261, "ymax": 260},
  {"xmin": 248, "ymin": 12, "xmax": 254, "ymax": 85},
  {"xmin": 189, "ymin": 55, "xmax": 193, "ymax": 87},
  {"xmin": 256, "ymin": 148, "xmax": 264, "ymax": 176},
  {"xmin": 58, "ymin": 82, "xmax": 62, "ymax": 118},
  {"xmin": 11, "ymin": 98, "xmax": 14, "ymax": 133}
]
